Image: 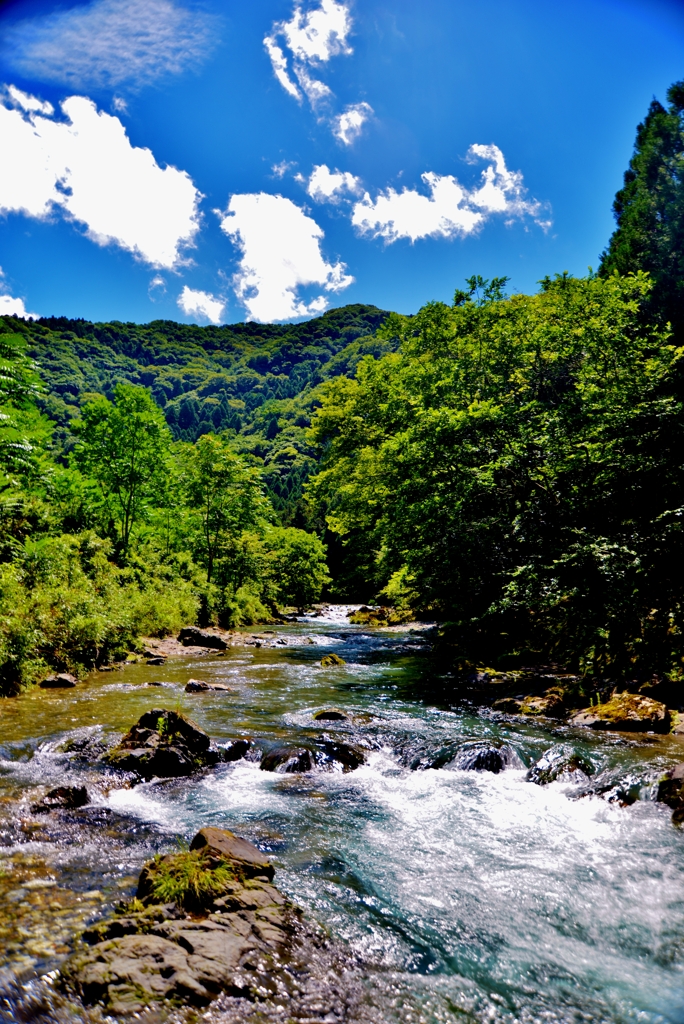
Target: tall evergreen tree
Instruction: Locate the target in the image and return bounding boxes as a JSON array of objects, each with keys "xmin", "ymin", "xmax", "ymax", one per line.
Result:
[{"xmin": 600, "ymin": 80, "xmax": 684, "ymax": 337}]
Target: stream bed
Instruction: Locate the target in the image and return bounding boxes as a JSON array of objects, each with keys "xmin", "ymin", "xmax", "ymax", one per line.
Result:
[{"xmin": 2, "ymin": 608, "xmax": 684, "ymax": 1023}]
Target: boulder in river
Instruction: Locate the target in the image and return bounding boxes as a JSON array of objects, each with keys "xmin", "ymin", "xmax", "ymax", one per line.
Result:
[
  {"xmin": 570, "ymin": 692, "xmax": 671, "ymax": 733},
  {"xmin": 315, "ymin": 737, "xmax": 366, "ymax": 771},
  {"xmin": 220, "ymin": 738, "xmax": 252, "ymax": 762},
  {"xmin": 39, "ymin": 672, "xmax": 77, "ymax": 689},
  {"xmin": 526, "ymin": 744, "xmax": 593, "ymax": 785},
  {"xmin": 320, "ymin": 653, "xmax": 345, "ymax": 667},
  {"xmin": 103, "ymin": 709, "xmax": 220, "ymax": 779},
  {"xmin": 61, "ymin": 827, "xmax": 293, "ymax": 1013},
  {"xmin": 656, "ymin": 763, "xmax": 684, "ymax": 824},
  {"xmin": 31, "ymin": 785, "xmax": 89, "ymax": 813},
  {"xmin": 314, "ymin": 708, "xmax": 348, "ymax": 721},
  {"xmin": 186, "ymin": 678, "xmax": 235, "ymax": 693},
  {"xmin": 260, "ymin": 746, "xmax": 314, "ymax": 773},
  {"xmin": 178, "ymin": 626, "xmax": 228, "ymax": 650},
  {"xmin": 451, "ymin": 741, "xmax": 524, "ymax": 773}
]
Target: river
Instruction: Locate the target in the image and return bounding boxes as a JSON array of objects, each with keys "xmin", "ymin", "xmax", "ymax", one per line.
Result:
[{"xmin": 1, "ymin": 608, "xmax": 684, "ymax": 1023}]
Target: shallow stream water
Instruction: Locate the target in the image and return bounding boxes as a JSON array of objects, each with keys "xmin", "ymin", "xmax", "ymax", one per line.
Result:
[{"xmin": 2, "ymin": 608, "xmax": 684, "ymax": 1023}]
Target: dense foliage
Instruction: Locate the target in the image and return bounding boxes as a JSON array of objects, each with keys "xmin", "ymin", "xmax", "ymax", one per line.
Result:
[{"xmin": 310, "ymin": 272, "xmax": 684, "ymax": 680}]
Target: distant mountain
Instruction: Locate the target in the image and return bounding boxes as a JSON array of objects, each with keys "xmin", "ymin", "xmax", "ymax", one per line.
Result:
[{"xmin": 1, "ymin": 304, "xmax": 392, "ymax": 524}]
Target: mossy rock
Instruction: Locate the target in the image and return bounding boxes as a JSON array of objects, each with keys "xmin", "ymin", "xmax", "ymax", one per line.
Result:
[
  {"xmin": 320, "ymin": 653, "xmax": 345, "ymax": 667},
  {"xmin": 570, "ymin": 692, "xmax": 671, "ymax": 733}
]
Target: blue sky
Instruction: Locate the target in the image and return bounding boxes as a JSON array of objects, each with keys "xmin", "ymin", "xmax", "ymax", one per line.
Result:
[{"xmin": 0, "ymin": 0, "xmax": 683, "ymax": 324}]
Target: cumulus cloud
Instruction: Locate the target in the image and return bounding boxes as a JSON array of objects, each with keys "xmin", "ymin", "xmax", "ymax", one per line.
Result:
[
  {"xmin": 0, "ymin": 87, "xmax": 201, "ymax": 268},
  {"xmin": 333, "ymin": 102, "xmax": 373, "ymax": 145},
  {"xmin": 306, "ymin": 164, "xmax": 362, "ymax": 202},
  {"xmin": 0, "ymin": 293, "xmax": 39, "ymax": 319},
  {"xmin": 351, "ymin": 144, "xmax": 549, "ymax": 242},
  {"xmin": 264, "ymin": 0, "xmax": 352, "ymax": 104},
  {"xmin": 3, "ymin": 0, "xmax": 218, "ymax": 91},
  {"xmin": 178, "ymin": 286, "xmax": 225, "ymax": 325},
  {"xmin": 217, "ymin": 193, "xmax": 353, "ymax": 322},
  {"xmin": 0, "ymin": 270, "xmax": 39, "ymax": 319},
  {"xmin": 264, "ymin": 0, "xmax": 372, "ymax": 140}
]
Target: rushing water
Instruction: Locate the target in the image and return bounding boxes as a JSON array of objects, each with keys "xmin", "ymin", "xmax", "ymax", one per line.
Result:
[{"xmin": 2, "ymin": 608, "xmax": 684, "ymax": 1023}]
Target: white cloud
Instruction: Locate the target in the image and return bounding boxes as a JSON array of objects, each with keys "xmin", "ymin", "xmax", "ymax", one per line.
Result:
[
  {"xmin": 0, "ymin": 88, "xmax": 201, "ymax": 268},
  {"xmin": 264, "ymin": 0, "xmax": 352, "ymax": 108},
  {"xmin": 217, "ymin": 193, "xmax": 353, "ymax": 322},
  {"xmin": 0, "ymin": 272, "xmax": 39, "ymax": 319},
  {"xmin": 178, "ymin": 286, "xmax": 225, "ymax": 325},
  {"xmin": 351, "ymin": 144, "xmax": 549, "ymax": 242},
  {"xmin": 3, "ymin": 0, "xmax": 218, "ymax": 91},
  {"xmin": 272, "ymin": 160, "xmax": 297, "ymax": 178},
  {"xmin": 333, "ymin": 102, "xmax": 373, "ymax": 145},
  {"xmin": 307, "ymin": 164, "xmax": 362, "ymax": 202}
]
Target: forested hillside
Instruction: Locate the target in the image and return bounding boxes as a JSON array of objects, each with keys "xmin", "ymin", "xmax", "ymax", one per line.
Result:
[{"xmin": 11, "ymin": 304, "xmax": 390, "ymax": 522}]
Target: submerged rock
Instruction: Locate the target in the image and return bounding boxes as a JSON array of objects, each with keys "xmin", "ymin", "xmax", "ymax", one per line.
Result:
[
  {"xmin": 260, "ymin": 746, "xmax": 314, "ymax": 773},
  {"xmin": 31, "ymin": 785, "xmax": 89, "ymax": 813},
  {"xmin": 320, "ymin": 653, "xmax": 346, "ymax": 667},
  {"xmin": 573, "ymin": 767, "xmax": 645, "ymax": 806},
  {"xmin": 39, "ymin": 672, "xmax": 77, "ymax": 689},
  {"xmin": 178, "ymin": 627, "xmax": 228, "ymax": 650},
  {"xmin": 526, "ymin": 744, "xmax": 593, "ymax": 785},
  {"xmin": 103, "ymin": 708, "xmax": 220, "ymax": 780},
  {"xmin": 61, "ymin": 827, "xmax": 293, "ymax": 1013},
  {"xmin": 570, "ymin": 693, "xmax": 671, "ymax": 733}
]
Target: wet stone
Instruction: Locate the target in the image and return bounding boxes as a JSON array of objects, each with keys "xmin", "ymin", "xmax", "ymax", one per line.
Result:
[
  {"xmin": 178, "ymin": 627, "xmax": 228, "ymax": 650},
  {"xmin": 260, "ymin": 746, "xmax": 314, "ymax": 774},
  {"xmin": 314, "ymin": 708, "xmax": 348, "ymax": 721},
  {"xmin": 39, "ymin": 673, "xmax": 77, "ymax": 689},
  {"xmin": 315, "ymin": 737, "xmax": 366, "ymax": 772},
  {"xmin": 570, "ymin": 692, "xmax": 671, "ymax": 733},
  {"xmin": 186, "ymin": 679, "xmax": 235, "ymax": 693},
  {"xmin": 102, "ymin": 708, "xmax": 221, "ymax": 780},
  {"xmin": 31, "ymin": 786, "xmax": 89, "ymax": 814},
  {"xmin": 451, "ymin": 741, "xmax": 524, "ymax": 773},
  {"xmin": 526, "ymin": 744, "xmax": 594, "ymax": 785}
]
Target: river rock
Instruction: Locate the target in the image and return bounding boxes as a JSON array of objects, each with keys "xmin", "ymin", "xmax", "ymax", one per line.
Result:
[
  {"xmin": 260, "ymin": 746, "xmax": 314, "ymax": 773},
  {"xmin": 39, "ymin": 672, "xmax": 77, "ymax": 689},
  {"xmin": 573, "ymin": 767, "xmax": 645, "ymax": 806},
  {"xmin": 320, "ymin": 653, "xmax": 345, "ymax": 667},
  {"xmin": 189, "ymin": 826, "xmax": 275, "ymax": 881},
  {"xmin": 314, "ymin": 708, "xmax": 348, "ymax": 721},
  {"xmin": 103, "ymin": 708, "xmax": 220, "ymax": 779},
  {"xmin": 570, "ymin": 693, "xmax": 671, "ymax": 733},
  {"xmin": 186, "ymin": 678, "xmax": 235, "ymax": 693},
  {"xmin": 526, "ymin": 744, "xmax": 593, "ymax": 785},
  {"xmin": 315, "ymin": 737, "xmax": 366, "ymax": 771},
  {"xmin": 61, "ymin": 828, "xmax": 293, "ymax": 1013},
  {"xmin": 451, "ymin": 741, "xmax": 524, "ymax": 773},
  {"xmin": 656, "ymin": 763, "xmax": 684, "ymax": 824},
  {"xmin": 178, "ymin": 627, "xmax": 228, "ymax": 650},
  {"xmin": 220, "ymin": 738, "xmax": 252, "ymax": 762},
  {"xmin": 31, "ymin": 785, "xmax": 89, "ymax": 813}
]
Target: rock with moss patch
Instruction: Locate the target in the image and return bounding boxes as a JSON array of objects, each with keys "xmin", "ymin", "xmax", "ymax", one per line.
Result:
[
  {"xmin": 60, "ymin": 828, "xmax": 297, "ymax": 1014},
  {"xmin": 570, "ymin": 693, "xmax": 671, "ymax": 733},
  {"xmin": 320, "ymin": 653, "xmax": 345, "ymax": 668},
  {"xmin": 103, "ymin": 709, "xmax": 221, "ymax": 780}
]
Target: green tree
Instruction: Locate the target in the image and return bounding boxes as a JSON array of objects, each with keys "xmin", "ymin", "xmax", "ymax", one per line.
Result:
[
  {"xmin": 262, "ymin": 527, "xmax": 330, "ymax": 611},
  {"xmin": 184, "ymin": 434, "xmax": 269, "ymax": 581},
  {"xmin": 73, "ymin": 384, "xmax": 171, "ymax": 557},
  {"xmin": 600, "ymin": 79, "xmax": 684, "ymax": 338}
]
